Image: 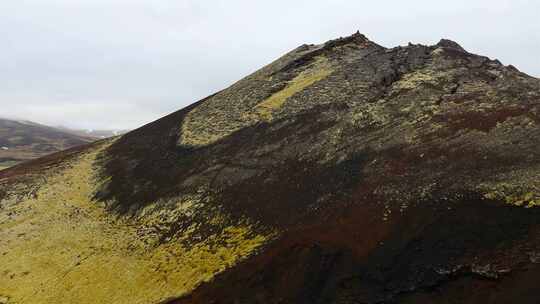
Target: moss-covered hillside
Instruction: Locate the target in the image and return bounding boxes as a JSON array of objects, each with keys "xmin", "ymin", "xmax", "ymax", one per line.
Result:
[{"xmin": 1, "ymin": 32, "xmax": 540, "ymax": 304}]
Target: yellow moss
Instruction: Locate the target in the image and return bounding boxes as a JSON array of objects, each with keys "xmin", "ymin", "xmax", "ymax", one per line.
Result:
[
  {"xmin": 527, "ymin": 200, "xmax": 540, "ymax": 208},
  {"xmin": 431, "ymin": 47, "xmax": 445, "ymax": 56},
  {"xmin": 393, "ymin": 70, "xmax": 439, "ymax": 91},
  {"xmin": 0, "ymin": 143, "xmax": 272, "ymax": 304},
  {"xmin": 255, "ymin": 57, "xmax": 333, "ymax": 121},
  {"xmin": 483, "ymin": 189, "xmax": 540, "ymax": 208},
  {"xmin": 179, "ymin": 126, "xmax": 226, "ymax": 148},
  {"xmin": 179, "ymin": 56, "xmax": 334, "ymax": 147}
]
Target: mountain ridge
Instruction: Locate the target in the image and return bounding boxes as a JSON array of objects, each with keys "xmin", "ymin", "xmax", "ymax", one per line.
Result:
[{"xmin": 0, "ymin": 118, "xmax": 95, "ymax": 169}]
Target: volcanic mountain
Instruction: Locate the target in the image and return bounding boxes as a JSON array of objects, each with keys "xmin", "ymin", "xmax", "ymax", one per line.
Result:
[
  {"xmin": 1, "ymin": 32, "xmax": 540, "ymax": 304},
  {"xmin": 0, "ymin": 118, "xmax": 94, "ymax": 169}
]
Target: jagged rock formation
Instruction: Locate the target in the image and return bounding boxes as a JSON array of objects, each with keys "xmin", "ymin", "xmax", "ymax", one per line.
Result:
[{"xmin": 1, "ymin": 32, "xmax": 540, "ymax": 304}]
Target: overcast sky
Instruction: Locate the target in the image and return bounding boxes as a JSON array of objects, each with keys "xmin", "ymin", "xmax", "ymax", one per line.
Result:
[{"xmin": 1, "ymin": 0, "xmax": 539, "ymax": 130}]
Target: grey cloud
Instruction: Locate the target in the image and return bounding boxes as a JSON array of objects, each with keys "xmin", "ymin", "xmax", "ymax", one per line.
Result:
[{"xmin": 1, "ymin": 0, "xmax": 538, "ymax": 129}]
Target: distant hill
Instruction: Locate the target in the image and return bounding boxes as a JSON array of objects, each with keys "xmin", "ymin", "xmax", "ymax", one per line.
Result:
[
  {"xmin": 0, "ymin": 118, "xmax": 95, "ymax": 169},
  {"xmin": 56, "ymin": 127, "xmax": 129, "ymax": 139}
]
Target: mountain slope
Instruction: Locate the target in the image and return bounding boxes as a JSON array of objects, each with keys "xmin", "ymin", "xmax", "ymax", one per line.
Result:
[
  {"xmin": 1, "ymin": 32, "xmax": 540, "ymax": 304},
  {"xmin": 0, "ymin": 118, "xmax": 94, "ymax": 169}
]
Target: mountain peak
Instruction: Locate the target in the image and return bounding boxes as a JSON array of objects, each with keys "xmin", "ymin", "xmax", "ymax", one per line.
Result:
[
  {"xmin": 323, "ymin": 31, "xmax": 375, "ymax": 49},
  {"xmin": 436, "ymin": 38, "xmax": 466, "ymax": 52}
]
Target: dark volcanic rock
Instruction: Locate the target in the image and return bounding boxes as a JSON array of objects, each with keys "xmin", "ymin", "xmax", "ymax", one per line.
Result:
[{"xmin": 436, "ymin": 39, "xmax": 467, "ymax": 52}]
